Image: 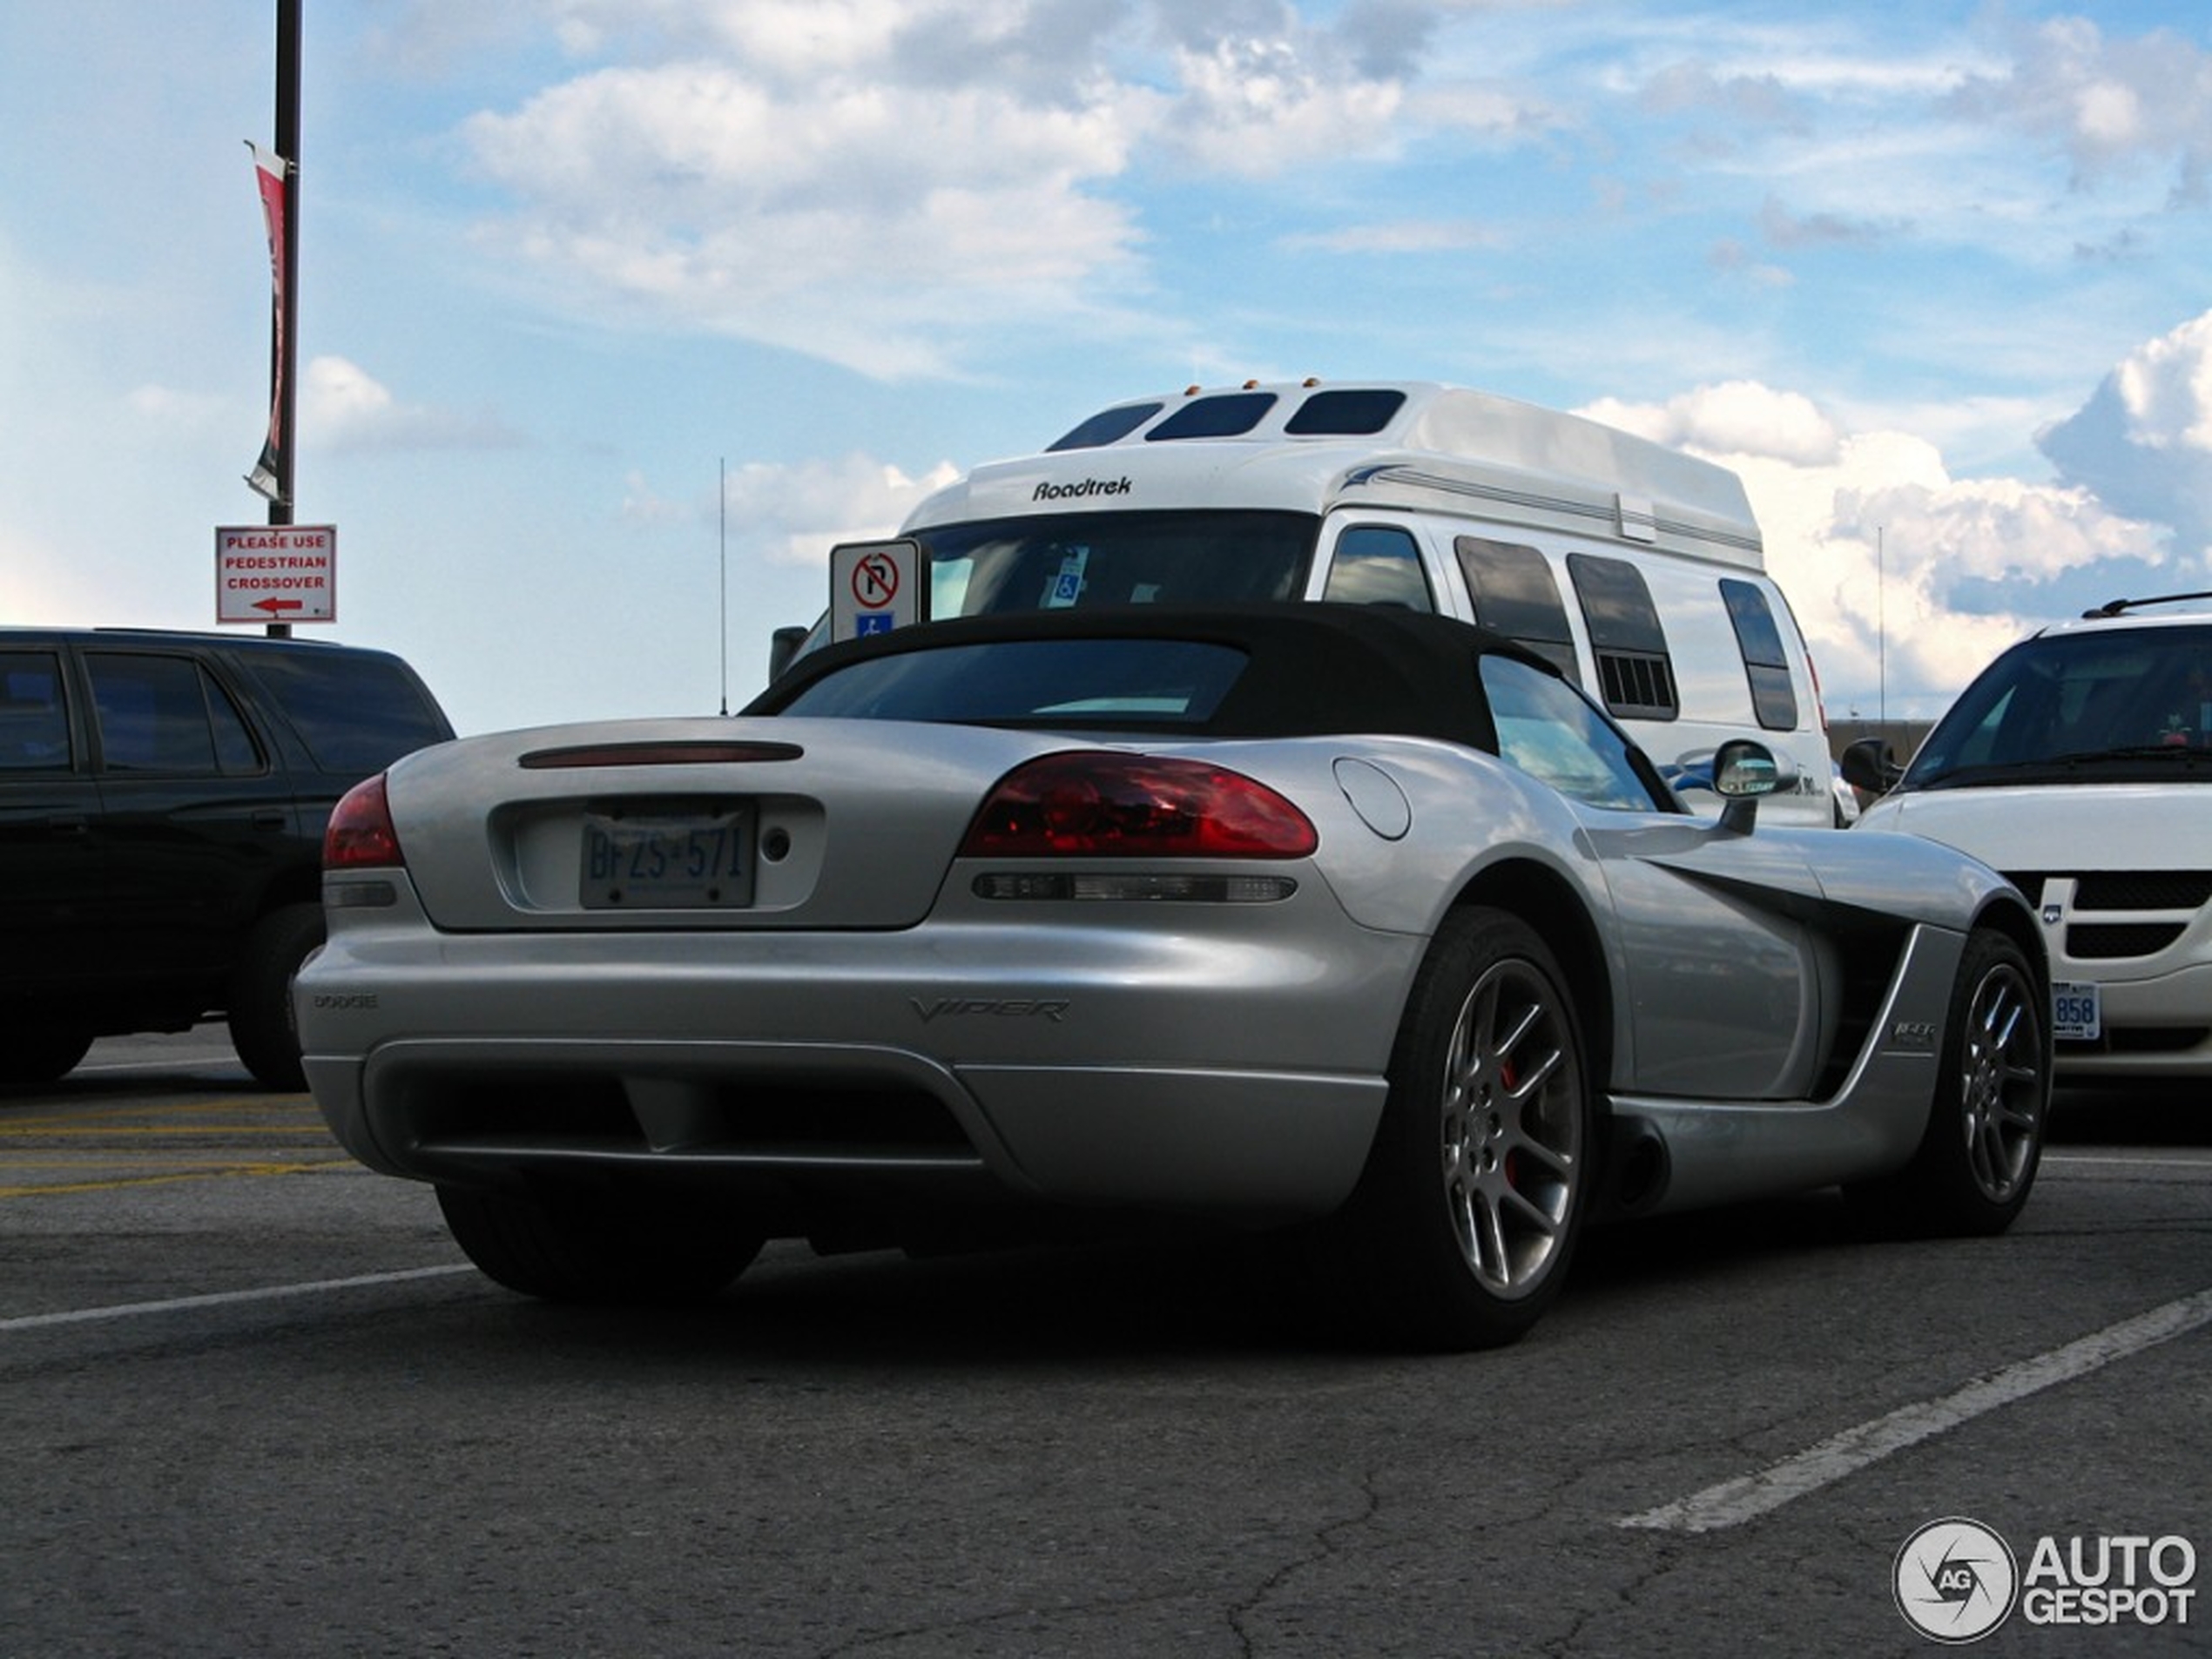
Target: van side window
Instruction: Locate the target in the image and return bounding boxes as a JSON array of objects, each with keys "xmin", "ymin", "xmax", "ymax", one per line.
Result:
[
  {"xmin": 1719, "ymin": 578, "xmax": 1798, "ymax": 731},
  {"xmin": 87, "ymin": 653, "xmax": 263, "ymax": 775},
  {"xmin": 1454, "ymin": 536, "xmax": 1580, "ymax": 685},
  {"xmin": 1146, "ymin": 392, "xmax": 1277, "ymax": 441},
  {"xmin": 1567, "ymin": 553, "xmax": 1678, "ymax": 720},
  {"xmin": 1285, "ymin": 388, "xmax": 1406, "ymax": 435},
  {"xmin": 1046, "ymin": 402, "xmax": 1162, "ymax": 451},
  {"xmin": 1323, "ymin": 526, "xmax": 1433, "ymax": 610},
  {"xmin": 0, "ymin": 652, "xmax": 71, "ymax": 770}
]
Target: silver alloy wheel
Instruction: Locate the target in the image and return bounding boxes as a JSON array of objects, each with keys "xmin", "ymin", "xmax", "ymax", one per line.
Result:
[
  {"xmin": 1958, "ymin": 957, "xmax": 2042, "ymax": 1203},
  {"xmin": 1440, "ymin": 957, "xmax": 1583, "ymax": 1298}
]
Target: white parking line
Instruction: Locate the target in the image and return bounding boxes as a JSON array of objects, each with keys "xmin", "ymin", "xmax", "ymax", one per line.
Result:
[
  {"xmin": 2044, "ymin": 1150, "xmax": 2212, "ymax": 1171},
  {"xmin": 0, "ymin": 1264, "xmax": 477, "ymax": 1333},
  {"xmin": 1619, "ymin": 1285, "xmax": 2212, "ymax": 1534}
]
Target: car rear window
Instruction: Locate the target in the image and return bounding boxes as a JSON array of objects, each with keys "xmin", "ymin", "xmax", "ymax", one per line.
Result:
[
  {"xmin": 774, "ymin": 638, "xmax": 1250, "ymax": 726},
  {"xmin": 246, "ymin": 651, "xmax": 452, "ymax": 772}
]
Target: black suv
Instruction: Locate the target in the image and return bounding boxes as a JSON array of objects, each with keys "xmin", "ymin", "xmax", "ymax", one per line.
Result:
[{"xmin": 0, "ymin": 629, "xmax": 453, "ymax": 1089}]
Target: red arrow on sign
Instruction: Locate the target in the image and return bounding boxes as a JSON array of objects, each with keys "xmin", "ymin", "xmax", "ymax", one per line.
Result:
[{"xmin": 254, "ymin": 597, "xmax": 304, "ymax": 614}]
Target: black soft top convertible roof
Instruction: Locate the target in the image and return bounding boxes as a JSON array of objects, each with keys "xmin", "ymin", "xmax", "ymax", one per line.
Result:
[{"xmin": 749, "ymin": 603, "xmax": 1563, "ymax": 748}]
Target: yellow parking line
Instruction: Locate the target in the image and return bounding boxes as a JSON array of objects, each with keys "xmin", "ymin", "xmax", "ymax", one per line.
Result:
[
  {"xmin": 3, "ymin": 1155, "xmax": 344, "ymax": 1169},
  {"xmin": 0, "ymin": 1160, "xmax": 354, "ymax": 1198},
  {"xmin": 0, "ymin": 1106, "xmax": 314, "ymax": 1132},
  {"xmin": 0, "ymin": 1123, "xmax": 329, "ymax": 1137}
]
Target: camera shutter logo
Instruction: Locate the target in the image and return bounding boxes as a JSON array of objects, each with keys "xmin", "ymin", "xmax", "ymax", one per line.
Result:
[{"xmin": 1895, "ymin": 1518, "xmax": 2020, "ymax": 1642}]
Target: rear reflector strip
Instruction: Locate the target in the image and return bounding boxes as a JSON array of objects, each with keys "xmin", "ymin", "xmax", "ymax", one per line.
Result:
[
  {"xmin": 973, "ymin": 872, "xmax": 1298, "ymax": 903},
  {"xmin": 520, "ymin": 740, "xmax": 804, "ymax": 769}
]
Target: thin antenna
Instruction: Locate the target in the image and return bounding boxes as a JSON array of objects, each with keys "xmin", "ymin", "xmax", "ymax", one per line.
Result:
[
  {"xmin": 718, "ymin": 456, "xmax": 729, "ymax": 717},
  {"xmin": 1877, "ymin": 524, "xmax": 1887, "ymax": 727}
]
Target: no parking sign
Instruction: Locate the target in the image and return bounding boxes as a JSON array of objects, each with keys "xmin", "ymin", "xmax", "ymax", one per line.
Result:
[{"xmin": 828, "ymin": 539, "xmax": 927, "ymax": 642}]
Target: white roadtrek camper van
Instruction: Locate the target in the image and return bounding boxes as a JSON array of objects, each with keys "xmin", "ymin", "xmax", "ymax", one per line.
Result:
[{"xmin": 818, "ymin": 381, "xmax": 1838, "ymax": 826}]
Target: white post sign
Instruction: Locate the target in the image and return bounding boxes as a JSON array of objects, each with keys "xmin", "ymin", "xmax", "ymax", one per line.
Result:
[
  {"xmin": 216, "ymin": 524, "xmax": 336, "ymax": 624},
  {"xmin": 828, "ymin": 538, "xmax": 925, "ymax": 643}
]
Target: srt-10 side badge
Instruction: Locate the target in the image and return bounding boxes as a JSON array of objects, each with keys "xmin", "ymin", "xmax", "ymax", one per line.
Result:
[{"xmin": 1888, "ymin": 1019, "xmax": 1939, "ymax": 1052}]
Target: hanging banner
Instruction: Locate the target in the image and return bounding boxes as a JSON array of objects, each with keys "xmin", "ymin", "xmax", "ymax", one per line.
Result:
[{"xmin": 246, "ymin": 142, "xmax": 290, "ymax": 502}]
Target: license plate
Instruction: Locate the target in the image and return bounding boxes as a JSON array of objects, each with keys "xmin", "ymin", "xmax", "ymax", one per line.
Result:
[
  {"xmin": 582, "ymin": 807, "xmax": 755, "ymax": 908},
  {"xmin": 2052, "ymin": 981, "xmax": 2102, "ymax": 1042}
]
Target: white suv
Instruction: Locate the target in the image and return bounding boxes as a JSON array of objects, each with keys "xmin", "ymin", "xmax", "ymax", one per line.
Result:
[{"xmin": 1846, "ymin": 595, "xmax": 2212, "ymax": 1081}]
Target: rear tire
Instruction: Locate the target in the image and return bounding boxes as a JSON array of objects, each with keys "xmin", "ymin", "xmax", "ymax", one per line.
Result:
[
  {"xmin": 1849, "ymin": 928, "xmax": 2047, "ymax": 1237},
  {"xmin": 228, "ymin": 902, "xmax": 325, "ymax": 1091},
  {"xmin": 1333, "ymin": 907, "xmax": 1593, "ymax": 1351},
  {"xmin": 437, "ymin": 1184, "xmax": 765, "ymax": 1304}
]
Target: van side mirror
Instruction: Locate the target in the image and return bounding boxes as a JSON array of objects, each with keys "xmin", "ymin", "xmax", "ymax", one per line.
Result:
[
  {"xmin": 767, "ymin": 624, "xmax": 810, "ymax": 684},
  {"xmin": 1839, "ymin": 736, "xmax": 1903, "ymax": 796}
]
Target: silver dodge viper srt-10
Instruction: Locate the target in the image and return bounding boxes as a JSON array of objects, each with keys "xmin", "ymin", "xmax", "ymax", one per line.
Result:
[{"xmin": 297, "ymin": 604, "xmax": 2051, "ymax": 1349}]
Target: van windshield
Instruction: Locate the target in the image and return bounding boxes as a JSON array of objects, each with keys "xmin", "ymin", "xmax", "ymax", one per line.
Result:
[
  {"xmin": 913, "ymin": 509, "xmax": 1318, "ymax": 616},
  {"xmin": 1902, "ymin": 624, "xmax": 2212, "ymax": 790}
]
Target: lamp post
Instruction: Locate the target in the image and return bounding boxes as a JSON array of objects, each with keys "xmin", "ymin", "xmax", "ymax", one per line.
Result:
[{"xmin": 266, "ymin": 0, "xmax": 301, "ymax": 637}]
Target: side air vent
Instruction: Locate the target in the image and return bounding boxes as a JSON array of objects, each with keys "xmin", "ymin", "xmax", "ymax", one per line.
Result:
[{"xmin": 1595, "ymin": 651, "xmax": 1678, "ymax": 719}]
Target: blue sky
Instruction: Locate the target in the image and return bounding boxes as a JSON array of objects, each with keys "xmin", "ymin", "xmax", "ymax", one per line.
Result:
[{"xmin": 5, "ymin": 1, "xmax": 2212, "ymax": 733}]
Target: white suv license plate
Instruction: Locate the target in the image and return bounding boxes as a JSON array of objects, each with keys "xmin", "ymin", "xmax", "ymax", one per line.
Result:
[
  {"xmin": 2052, "ymin": 981, "xmax": 2102, "ymax": 1042},
  {"xmin": 582, "ymin": 809, "xmax": 756, "ymax": 909}
]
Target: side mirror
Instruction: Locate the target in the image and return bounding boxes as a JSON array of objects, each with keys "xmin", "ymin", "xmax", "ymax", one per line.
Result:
[
  {"xmin": 766, "ymin": 624, "xmax": 810, "ymax": 684},
  {"xmin": 1710, "ymin": 738, "xmax": 1781, "ymax": 835},
  {"xmin": 1838, "ymin": 736, "xmax": 1903, "ymax": 796},
  {"xmin": 1711, "ymin": 738, "xmax": 1783, "ymax": 798}
]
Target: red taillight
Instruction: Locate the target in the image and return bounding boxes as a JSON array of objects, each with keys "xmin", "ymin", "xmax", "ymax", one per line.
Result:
[
  {"xmin": 960, "ymin": 753, "xmax": 1318, "ymax": 859},
  {"xmin": 326, "ymin": 774, "xmax": 403, "ymax": 869}
]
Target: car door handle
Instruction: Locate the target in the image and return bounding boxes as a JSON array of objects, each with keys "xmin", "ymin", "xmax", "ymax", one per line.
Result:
[
  {"xmin": 43, "ymin": 814, "xmax": 90, "ymax": 837},
  {"xmin": 250, "ymin": 808, "xmax": 288, "ymax": 831}
]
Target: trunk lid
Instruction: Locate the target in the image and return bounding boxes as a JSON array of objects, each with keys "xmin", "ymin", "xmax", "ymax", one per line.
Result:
[{"xmin": 380, "ymin": 718, "xmax": 1077, "ymax": 932}]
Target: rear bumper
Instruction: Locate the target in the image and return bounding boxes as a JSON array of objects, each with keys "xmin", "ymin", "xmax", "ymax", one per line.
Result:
[
  {"xmin": 298, "ymin": 903, "xmax": 1414, "ymax": 1221},
  {"xmin": 302, "ymin": 1039, "xmax": 1389, "ymax": 1217}
]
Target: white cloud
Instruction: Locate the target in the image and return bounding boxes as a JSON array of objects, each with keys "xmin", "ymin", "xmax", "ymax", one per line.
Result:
[
  {"xmin": 2040, "ymin": 310, "xmax": 2212, "ymax": 559},
  {"xmin": 1583, "ymin": 381, "xmax": 1841, "ymax": 468},
  {"xmin": 301, "ymin": 356, "xmax": 524, "ymax": 453},
  {"xmin": 1161, "ymin": 32, "xmax": 1404, "ymax": 177},
  {"xmin": 1588, "ymin": 378, "xmax": 2172, "ymax": 717},
  {"xmin": 442, "ymin": 1, "xmax": 1576, "ymax": 374},
  {"xmin": 719, "ymin": 451, "xmax": 961, "ymax": 567},
  {"xmin": 1951, "ymin": 15, "xmax": 2212, "ymax": 200},
  {"xmin": 461, "ymin": 55, "xmax": 1147, "ymax": 377}
]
